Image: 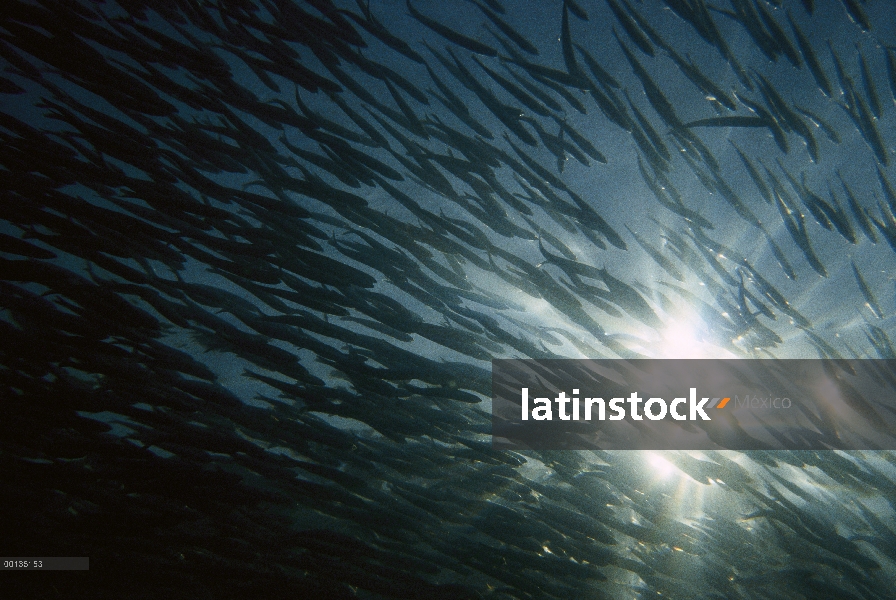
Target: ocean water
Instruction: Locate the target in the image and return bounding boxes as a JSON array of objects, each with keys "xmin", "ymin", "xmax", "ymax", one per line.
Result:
[{"xmin": 2, "ymin": 0, "xmax": 896, "ymax": 598}]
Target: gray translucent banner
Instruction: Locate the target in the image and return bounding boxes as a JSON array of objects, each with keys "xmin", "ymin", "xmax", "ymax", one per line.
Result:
[{"xmin": 491, "ymin": 359, "xmax": 896, "ymax": 450}]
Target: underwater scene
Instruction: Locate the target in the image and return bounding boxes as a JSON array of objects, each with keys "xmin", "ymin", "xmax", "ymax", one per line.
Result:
[{"xmin": 2, "ymin": 0, "xmax": 896, "ymax": 597}]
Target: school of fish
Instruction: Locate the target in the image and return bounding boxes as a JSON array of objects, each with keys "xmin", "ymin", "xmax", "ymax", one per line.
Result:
[{"xmin": 3, "ymin": 0, "xmax": 896, "ymax": 598}]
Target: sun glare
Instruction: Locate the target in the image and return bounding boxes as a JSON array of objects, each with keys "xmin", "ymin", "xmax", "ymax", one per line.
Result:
[
  {"xmin": 647, "ymin": 453, "xmax": 677, "ymax": 478},
  {"xmin": 654, "ymin": 317, "xmax": 737, "ymax": 359}
]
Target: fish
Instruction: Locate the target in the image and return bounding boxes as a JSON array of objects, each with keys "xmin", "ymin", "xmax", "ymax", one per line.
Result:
[
  {"xmin": 712, "ymin": 0, "xmax": 781, "ymax": 64},
  {"xmin": 605, "ymin": 0, "xmax": 655, "ymax": 57},
  {"xmin": 563, "ymin": 0, "xmax": 588, "ymax": 21},
  {"xmin": 840, "ymin": 0, "xmax": 871, "ymax": 31},
  {"xmin": 625, "ymin": 225, "xmax": 684, "ymax": 282},
  {"xmin": 615, "ymin": 29, "xmax": 684, "ymax": 134},
  {"xmin": 406, "ymin": 0, "xmax": 498, "ymax": 56},
  {"xmin": 794, "ymin": 104, "xmax": 841, "ymax": 145},
  {"xmin": 339, "ymin": 3, "xmax": 426, "ymax": 63},
  {"xmin": 857, "ymin": 44, "xmax": 882, "ymax": 119},
  {"xmin": 559, "ymin": 0, "xmax": 585, "ymax": 85},
  {"xmin": 787, "ymin": 11, "xmax": 832, "ymax": 96},
  {"xmin": 852, "ymin": 262, "xmax": 884, "ymax": 319},
  {"xmin": 502, "ymin": 61, "xmax": 566, "ymax": 113},
  {"xmin": 553, "ymin": 115, "xmax": 607, "ymax": 163},
  {"xmin": 471, "ymin": 55, "xmax": 552, "ymax": 117},
  {"xmin": 574, "ymin": 42, "xmax": 620, "ymax": 90},
  {"xmin": 839, "ymin": 171, "xmax": 878, "ymax": 244},
  {"xmin": 470, "ymin": 0, "xmax": 537, "ymax": 55},
  {"xmin": 886, "ymin": 48, "xmax": 896, "ymax": 107},
  {"xmin": 753, "ymin": 0, "xmax": 801, "ymax": 67},
  {"xmin": 752, "ymin": 72, "xmax": 819, "ymax": 161}
]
